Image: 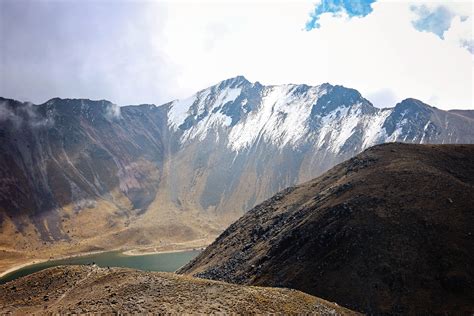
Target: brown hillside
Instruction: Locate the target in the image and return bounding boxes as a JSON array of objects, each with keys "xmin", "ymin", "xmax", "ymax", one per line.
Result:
[
  {"xmin": 180, "ymin": 143, "xmax": 474, "ymax": 314},
  {"xmin": 0, "ymin": 265, "xmax": 358, "ymax": 315}
]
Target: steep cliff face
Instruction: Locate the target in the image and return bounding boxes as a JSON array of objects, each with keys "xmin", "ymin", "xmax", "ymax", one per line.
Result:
[
  {"xmin": 180, "ymin": 143, "xmax": 474, "ymax": 314},
  {"xmin": 0, "ymin": 99, "xmax": 165, "ymax": 216},
  {"xmin": 0, "ymin": 98, "xmax": 167, "ymax": 243}
]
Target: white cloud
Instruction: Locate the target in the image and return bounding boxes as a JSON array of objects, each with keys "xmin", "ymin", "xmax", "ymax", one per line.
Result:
[
  {"xmin": 153, "ymin": 0, "xmax": 473, "ymax": 110},
  {"xmin": 0, "ymin": 0, "xmax": 472, "ymax": 110},
  {"xmin": 0, "ymin": 101, "xmax": 54, "ymax": 129},
  {"xmin": 444, "ymin": 15, "xmax": 473, "ymax": 53}
]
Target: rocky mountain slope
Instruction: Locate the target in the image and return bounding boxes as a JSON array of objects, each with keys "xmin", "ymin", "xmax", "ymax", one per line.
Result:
[
  {"xmin": 449, "ymin": 109, "xmax": 474, "ymax": 120},
  {"xmin": 0, "ymin": 98, "xmax": 165, "ymax": 237},
  {"xmin": 180, "ymin": 143, "xmax": 474, "ymax": 314},
  {"xmin": 1, "ymin": 77, "xmax": 473, "ymax": 273},
  {"xmin": 166, "ymin": 77, "xmax": 474, "ymax": 218},
  {"xmin": 0, "ymin": 97, "xmax": 220, "ymax": 273},
  {"xmin": 0, "ymin": 265, "xmax": 358, "ymax": 315}
]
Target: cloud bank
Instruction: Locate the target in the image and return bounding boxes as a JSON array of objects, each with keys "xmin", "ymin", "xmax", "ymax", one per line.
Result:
[{"xmin": 0, "ymin": 0, "xmax": 472, "ymax": 110}]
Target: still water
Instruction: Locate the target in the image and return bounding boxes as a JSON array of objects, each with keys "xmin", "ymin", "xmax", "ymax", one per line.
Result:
[{"xmin": 0, "ymin": 249, "xmax": 201, "ymax": 285}]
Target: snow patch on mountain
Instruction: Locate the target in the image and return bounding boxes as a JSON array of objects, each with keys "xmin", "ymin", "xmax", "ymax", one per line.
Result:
[
  {"xmin": 164, "ymin": 76, "xmax": 459, "ymax": 155},
  {"xmin": 419, "ymin": 120, "xmax": 432, "ymax": 144},
  {"xmin": 169, "ymin": 82, "xmax": 243, "ymax": 133},
  {"xmin": 182, "ymin": 111, "xmax": 232, "ymax": 142},
  {"xmin": 362, "ymin": 109, "xmax": 392, "ymax": 148},
  {"xmin": 179, "ymin": 87, "xmax": 242, "ymax": 142},
  {"xmin": 316, "ymin": 105, "xmax": 360, "ymax": 152},
  {"xmin": 387, "ymin": 118, "xmax": 408, "ymax": 142},
  {"xmin": 168, "ymin": 95, "xmax": 197, "ymax": 129},
  {"xmin": 228, "ymin": 85, "xmax": 326, "ymax": 150}
]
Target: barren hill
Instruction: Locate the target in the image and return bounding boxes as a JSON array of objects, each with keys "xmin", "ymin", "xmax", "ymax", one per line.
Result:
[
  {"xmin": 180, "ymin": 143, "xmax": 474, "ymax": 314},
  {"xmin": 0, "ymin": 265, "xmax": 357, "ymax": 315}
]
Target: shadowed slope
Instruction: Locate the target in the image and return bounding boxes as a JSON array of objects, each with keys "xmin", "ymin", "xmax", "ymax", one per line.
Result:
[{"xmin": 180, "ymin": 143, "xmax": 474, "ymax": 314}]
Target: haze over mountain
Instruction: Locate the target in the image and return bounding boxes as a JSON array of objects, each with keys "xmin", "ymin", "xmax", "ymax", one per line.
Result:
[
  {"xmin": 0, "ymin": 77, "xmax": 473, "ymax": 273},
  {"xmin": 180, "ymin": 143, "xmax": 474, "ymax": 314}
]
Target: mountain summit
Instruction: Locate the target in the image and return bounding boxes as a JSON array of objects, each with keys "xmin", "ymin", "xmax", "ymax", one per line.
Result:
[{"xmin": 167, "ymin": 77, "xmax": 472, "ymax": 153}]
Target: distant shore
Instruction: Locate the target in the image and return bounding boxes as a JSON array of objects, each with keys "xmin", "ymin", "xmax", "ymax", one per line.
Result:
[
  {"xmin": 0, "ymin": 249, "xmax": 113, "ymax": 279},
  {"xmin": 122, "ymin": 247, "xmax": 203, "ymax": 256},
  {"xmin": 0, "ymin": 242, "xmax": 209, "ymax": 280},
  {"xmin": 121, "ymin": 237, "xmax": 210, "ymax": 257},
  {"xmin": 0, "ymin": 261, "xmax": 43, "ymax": 279}
]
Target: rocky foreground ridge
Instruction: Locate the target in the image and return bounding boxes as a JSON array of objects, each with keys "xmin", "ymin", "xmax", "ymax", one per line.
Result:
[{"xmin": 0, "ymin": 265, "xmax": 357, "ymax": 314}]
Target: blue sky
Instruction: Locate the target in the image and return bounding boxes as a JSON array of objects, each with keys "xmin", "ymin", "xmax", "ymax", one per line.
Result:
[
  {"xmin": 0, "ymin": 0, "xmax": 472, "ymax": 110},
  {"xmin": 411, "ymin": 4, "xmax": 456, "ymax": 39},
  {"xmin": 410, "ymin": 3, "xmax": 473, "ymax": 53},
  {"xmin": 306, "ymin": 0, "xmax": 376, "ymax": 30},
  {"xmin": 305, "ymin": 0, "xmax": 471, "ymax": 53}
]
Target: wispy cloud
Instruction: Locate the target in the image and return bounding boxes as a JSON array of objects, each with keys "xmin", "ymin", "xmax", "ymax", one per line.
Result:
[
  {"xmin": 105, "ymin": 102, "xmax": 122, "ymax": 121},
  {"xmin": 0, "ymin": 101, "xmax": 54, "ymax": 129}
]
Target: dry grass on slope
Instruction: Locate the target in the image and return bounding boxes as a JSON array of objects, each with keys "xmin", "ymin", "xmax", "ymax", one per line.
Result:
[{"xmin": 0, "ymin": 265, "xmax": 358, "ymax": 315}]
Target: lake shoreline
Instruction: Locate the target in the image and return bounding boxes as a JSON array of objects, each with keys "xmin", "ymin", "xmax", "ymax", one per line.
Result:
[
  {"xmin": 122, "ymin": 247, "xmax": 205, "ymax": 256},
  {"xmin": 0, "ymin": 249, "xmax": 116, "ymax": 279},
  {"xmin": 0, "ymin": 243, "xmax": 209, "ymax": 280},
  {"xmin": 121, "ymin": 237, "xmax": 211, "ymax": 257}
]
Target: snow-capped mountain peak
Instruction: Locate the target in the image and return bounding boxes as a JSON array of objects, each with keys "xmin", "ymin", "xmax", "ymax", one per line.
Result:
[
  {"xmin": 167, "ymin": 76, "xmax": 251, "ymax": 131},
  {"xmin": 164, "ymin": 77, "xmax": 472, "ymax": 155}
]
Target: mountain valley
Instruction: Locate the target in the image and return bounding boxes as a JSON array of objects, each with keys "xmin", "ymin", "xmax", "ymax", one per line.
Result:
[{"xmin": 1, "ymin": 77, "xmax": 473, "ymax": 276}]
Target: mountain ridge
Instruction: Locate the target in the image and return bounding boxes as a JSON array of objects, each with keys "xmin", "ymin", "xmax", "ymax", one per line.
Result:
[{"xmin": 0, "ymin": 78, "xmax": 473, "ymax": 275}]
